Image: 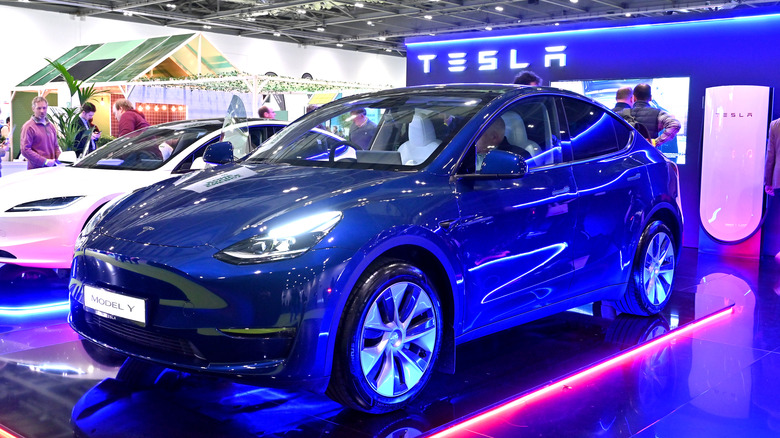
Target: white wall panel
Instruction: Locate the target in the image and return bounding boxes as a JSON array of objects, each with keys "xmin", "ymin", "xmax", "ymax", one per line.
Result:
[{"xmin": 0, "ymin": 5, "xmax": 405, "ymax": 112}]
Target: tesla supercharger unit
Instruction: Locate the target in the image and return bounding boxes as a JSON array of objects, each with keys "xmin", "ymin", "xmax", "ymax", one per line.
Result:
[{"xmin": 700, "ymin": 85, "xmax": 772, "ymax": 257}]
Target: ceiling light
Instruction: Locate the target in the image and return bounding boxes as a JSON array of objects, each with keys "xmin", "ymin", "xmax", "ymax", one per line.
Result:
[
  {"xmin": 495, "ymin": 6, "xmax": 504, "ymax": 12},
  {"xmin": 165, "ymin": 3, "xmax": 176, "ymax": 10},
  {"xmin": 316, "ymin": 27, "xmax": 325, "ymax": 31},
  {"xmin": 554, "ymin": 22, "xmax": 560, "ymax": 26},
  {"xmin": 297, "ymin": 8, "xmax": 306, "ymax": 14},
  {"xmin": 367, "ymin": 21, "xmax": 375, "ymax": 26},
  {"xmin": 258, "ymin": 11, "xmax": 269, "ymax": 16},
  {"xmin": 378, "ymin": 36, "xmax": 386, "ymax": 41},
  {"xmin": 424, "ymin": 15, "xmax": 433, "ymax": 20},
  {"xmin": 485, "ymin": 26, "xmax": 493, "ymax": 31},
  {"xmin": 273, "ymin": 32, "xmax": 281, "ymax": 37},
  {"xmin": 336, "ymin": 43, "xmax": 344, "ymax": 47},
  {"xmin": 570, "ymin": 0, "xmax": 579, "ymax": 3},
  {"xmin": 123, "ymin": 11, "xmax": 134, "ymax": 16},
  {"xmin": 385, "ymin": 49, "xmax": 392, "ymax": 52},
  {"xmin": 429, "ymin": 33, "xmax": 436, "ymax": 36},
  {"xmin": 355, "ymin": 1, "xmax": 364, "ymax": 7},
  {"xmin": 203, "ymin": 25, "xmax": 212, "ymax": 29},
  {"xmin": 245, "ymin": 17, "xmax": 256, "ymax": 22}
]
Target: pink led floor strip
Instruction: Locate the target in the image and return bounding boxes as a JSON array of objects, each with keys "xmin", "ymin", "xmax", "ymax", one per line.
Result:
[{"xmin": 427, "ymin": 306, "xmax": 735, "ymax": 438}]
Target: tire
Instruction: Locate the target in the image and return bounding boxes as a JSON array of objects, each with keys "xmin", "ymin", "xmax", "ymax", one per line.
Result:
[
  {"xmin": 616, "ymin": 221, "xmax": 676, "ymax": 316},
  {"xmin": 604, "ymin": 314, "xmax": 669, "ymax": 348},
  {"xmin": 115, "ymin": 357, "xmax": 166, "ymax": 389},
  {"xmin": 327, "ymin": 259, "xmax": 443, "ymax": 414}
]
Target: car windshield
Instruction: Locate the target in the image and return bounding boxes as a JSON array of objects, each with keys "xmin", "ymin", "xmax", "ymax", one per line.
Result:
[
  {"xmin": 244, "ymin": 91, "xmax": 495, "ymax": 170},
  {"xmin": 74, "ymin": 124, "xmax": 219, "ymax": 171}
]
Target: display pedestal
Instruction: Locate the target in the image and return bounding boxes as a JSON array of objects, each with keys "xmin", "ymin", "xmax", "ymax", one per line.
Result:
[{"xmin": 699, "ymin": 228, "xmax": 762, "ymax": 259}]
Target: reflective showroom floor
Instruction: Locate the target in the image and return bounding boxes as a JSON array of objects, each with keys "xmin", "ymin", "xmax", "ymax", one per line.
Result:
[{"xmin": 0, "ymin": 247, "xmax": 778, "ymax": 438}]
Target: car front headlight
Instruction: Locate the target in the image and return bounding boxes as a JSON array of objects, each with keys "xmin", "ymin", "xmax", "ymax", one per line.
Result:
[
  {"xmin": 214, "ymin": 211, "xmax": 343, "ymax": 265},
  {"xmin": 6, "ymin": 196, "xmax": 84, "ymax": 212},
  {"xmin": 75, "ymin": 193, "xmax": 134, "ymax": 250}
]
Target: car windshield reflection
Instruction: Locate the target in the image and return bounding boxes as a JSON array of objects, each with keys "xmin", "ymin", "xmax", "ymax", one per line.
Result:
[
  {"xmin": 244, "ymin": 93, "xmax": 496, "ymax": 170},
  {"xmin": 74, "ymin": 125, "xmax": 217, "ymax": 171}
]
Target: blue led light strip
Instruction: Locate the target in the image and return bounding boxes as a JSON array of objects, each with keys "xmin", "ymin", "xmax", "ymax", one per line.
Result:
[
  {"xmin": 0, "ymin": 301, "xmax": 70, "ymax": 316},
  {"xmin": 406, "ymin": 13, "xmax": 780, "ymax": 47}
]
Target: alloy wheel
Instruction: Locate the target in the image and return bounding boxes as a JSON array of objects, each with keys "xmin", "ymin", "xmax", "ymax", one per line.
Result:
[
  {"xmin": 359, "ymin": 280, "xmax": 438, "ymax": 398},
  {"xmin": 642, "ymin": 232, "xmax": 675, "ymax": 306}
]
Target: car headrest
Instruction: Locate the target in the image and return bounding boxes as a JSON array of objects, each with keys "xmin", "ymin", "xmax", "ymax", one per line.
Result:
[
  {"xmin": 501, "ymin": 112, "xmax": 528, "ymax": 147},
  {"xmin": 408, "ymin": 111, "xmax": 438, "ymax": 147}
]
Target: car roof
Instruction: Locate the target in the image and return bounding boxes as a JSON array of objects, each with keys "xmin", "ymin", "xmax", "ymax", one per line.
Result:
[{"xmin": 152, "ymin": 118, "xmax": 286, "ymax": 131}]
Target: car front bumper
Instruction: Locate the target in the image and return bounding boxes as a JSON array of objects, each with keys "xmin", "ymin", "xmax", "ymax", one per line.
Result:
[
  {"xmin": 68, "ymin": 235, "xmax": 354, "ymax": 391},
  {"xmin": 0, "ymin": 210, "xmax": 87, "ymax": 268}
]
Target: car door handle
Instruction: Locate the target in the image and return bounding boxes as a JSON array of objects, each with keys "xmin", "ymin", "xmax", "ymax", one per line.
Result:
[
  {"xmin": 627, "ymin": 173, "xmax": 641, "ymax": 181},
  {"xmin": 552, "ymin": 186, "xmax": 570, "ymax": 196}
]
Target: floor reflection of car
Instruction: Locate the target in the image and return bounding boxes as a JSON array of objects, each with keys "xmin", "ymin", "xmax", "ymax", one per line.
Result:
[
  {"xmin": 69, "ymin": 84, "xmax": 683, "ymax": 413},
  {"xmin": 0, "ymin": 119, "xmax": 286, "ymax": 269}
]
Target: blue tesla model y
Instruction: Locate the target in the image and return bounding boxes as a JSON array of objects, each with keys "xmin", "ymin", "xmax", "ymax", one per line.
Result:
[{"xmin": 69, "ymin": 84, "xmax": 682, "ymax": 413}]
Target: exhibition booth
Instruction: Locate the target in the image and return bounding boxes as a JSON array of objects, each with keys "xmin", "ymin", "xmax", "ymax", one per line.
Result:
[{"xmin": 1, "ymin": 7, "xmax": 780, "ymax": 438}]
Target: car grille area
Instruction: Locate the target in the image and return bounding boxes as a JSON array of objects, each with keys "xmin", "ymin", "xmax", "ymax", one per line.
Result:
[
  {"xmin": 85, "ymin": 312, "xmax": 205, "ymax": 361},
  {"xmin": 78, "ymin": 308, "xmax": 296, "ymax": 366}
]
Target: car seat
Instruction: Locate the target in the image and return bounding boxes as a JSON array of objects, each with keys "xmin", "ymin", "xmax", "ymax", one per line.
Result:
[
  {"xmin": 501, "ymin": 112, "xmax": 542, "ymax": 158},
  {"xmin": 398, "ymin": 111, "xmax": 441, "ymax": 165}
]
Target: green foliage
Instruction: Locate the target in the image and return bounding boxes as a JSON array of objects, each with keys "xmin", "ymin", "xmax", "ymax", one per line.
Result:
[
  {"xmin": 96, "ymin": 135, "xmax": 115, "ymax": 148},
  {"xmin": 44, "ymin": 58, "xmax": 107, "ymax": 150},
  {"xmin": 46, "ymin": 107, "xmax": 79, "ymax": 151}
]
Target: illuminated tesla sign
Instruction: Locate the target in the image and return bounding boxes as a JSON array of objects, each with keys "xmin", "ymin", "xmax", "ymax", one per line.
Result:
[{"xmin": 416, "ymin": 46, "xmax": 567, "ymax": 74}]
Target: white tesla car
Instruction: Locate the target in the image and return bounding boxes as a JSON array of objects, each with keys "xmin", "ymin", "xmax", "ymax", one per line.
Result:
[{"xmin": 0, "ymin": 118, "xmax": 286, "ymax": 268}]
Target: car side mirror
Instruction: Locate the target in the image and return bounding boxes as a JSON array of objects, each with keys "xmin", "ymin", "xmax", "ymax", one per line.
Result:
[
  {"xmin": 480, "ymin": 150, "xmax": 528, "ymax": 176},
  {"xmin": 203, "ymin": 141, "xmax": 234, "ymax": 164}
]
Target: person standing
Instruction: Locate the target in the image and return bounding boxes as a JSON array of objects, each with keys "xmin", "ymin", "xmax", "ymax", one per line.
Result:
[
  {"xmin": 72, "ymin": 102, "xmax": 101, "ymax": 158},
  {"xmin": 0, "ymin": 117, "xmax": 10, "ymax": 177},
  {"xmin": 630, "ymin": 84, "xmax": 680, "ymax": 148},
  {"xmin": 348, "ymin": 108, "xmax": 377, "ymax": 150},
  {"xmin": 114, "ymin": 98, "xmax": 150, "ymax": 137},
  {"xmin": 257, "ymin": 105, "xmax": 276, "ymax": 119},
  {"xmin": 20, "ymin": 96, "xmax": 59, "ymax": 169},
  {"xmin": 612, "ymin": 86, "xmax": 633, "ymax": 112},
  {"xmin": 513, "ymin": 70, "xmax": 542, "ymax": 86},
  {"xmin": 765, "ymin": 117, "xmax": 780, "ymax": 196}
]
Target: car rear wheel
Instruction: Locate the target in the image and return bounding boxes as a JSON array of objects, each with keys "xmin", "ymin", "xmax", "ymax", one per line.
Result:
[
  {"xmin": 616, "ymin": 221, "xmax": 676, "ymax": 316},
  {"xmin": 327, "ymin": 259, "xmax": 442, "ymax": 414}
]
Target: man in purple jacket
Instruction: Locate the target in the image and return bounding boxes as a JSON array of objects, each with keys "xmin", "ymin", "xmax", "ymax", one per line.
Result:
[
  {"xmin": 114, "ymin": 98, "xmax": 150, "ymax": 137},
  {"xmin": 20, "ymin": 96, "xmax": 59, "ymax": 169}
]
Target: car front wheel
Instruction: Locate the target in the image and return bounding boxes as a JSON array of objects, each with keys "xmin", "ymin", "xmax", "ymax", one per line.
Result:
[
  {"xmin": 616, "ymin": 221, "xmax": 676, "ymax": 316},
  {"xmin": 327, "ymin": 259, "xmax": 442, "ymax": 414}
]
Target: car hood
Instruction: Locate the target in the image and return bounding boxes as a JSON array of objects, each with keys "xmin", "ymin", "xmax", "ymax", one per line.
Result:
[
  {"xmin": 99, "ymin": 164, "xmax": 405, "ymax": 248},
  {"xmin": 0, "ymin": 166, "xmax": 165, "ymax": 212}
]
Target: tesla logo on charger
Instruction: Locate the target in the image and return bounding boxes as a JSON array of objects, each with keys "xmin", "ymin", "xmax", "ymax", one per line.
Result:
[
  {"xmin": 417, "ymin": 45, "xmax": 567, "ymax": 74},
  {"xmin": 715, "ymin": 112, "xmax": 754, "ymax": 118}
]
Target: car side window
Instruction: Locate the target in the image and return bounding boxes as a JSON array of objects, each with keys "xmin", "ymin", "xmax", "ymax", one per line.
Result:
[
  {"xmin": 173, "ymin": 137, "xmax": 220, "ymax": 173},
  {"xmin": 248, "ymin": 125, "xmax": 285, "ymax": 151},
  {"xmin": 613, "ymin": 117, "xmax": 632, "ymax": 148},
  {"xmin": 562, "ymin": 98, "xmax": 621, "ymax": 161},
  {"xmin": 463, "ymin": 96, "xmax": 562, "ymax": 174}
]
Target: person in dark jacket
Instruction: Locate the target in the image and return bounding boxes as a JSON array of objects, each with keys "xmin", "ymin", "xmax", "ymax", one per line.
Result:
[
  {"xmin": 114, "ymin": 98, "xmax": 150, "ymax": 137},
  {"xmin": 630, "ymin": 84, "xmax": 681, "ymax": 148},
  {"xmin": 72, "ymin": 102, "xmax": 101, "ymax": 158},
  {"xmin": 612, "ymin": 86, "xmax": 633, "ymax": 112}
]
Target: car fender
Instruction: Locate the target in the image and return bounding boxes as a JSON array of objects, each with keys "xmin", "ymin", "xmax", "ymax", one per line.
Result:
[{"xmin": 320, "ymin": 225, "xmax": 464, "ymax": 379}]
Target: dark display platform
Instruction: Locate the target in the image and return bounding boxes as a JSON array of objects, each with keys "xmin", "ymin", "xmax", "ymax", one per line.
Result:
[{"xmin": 1, "ymin": 247, "xmax": 779, "ymax": 438}]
